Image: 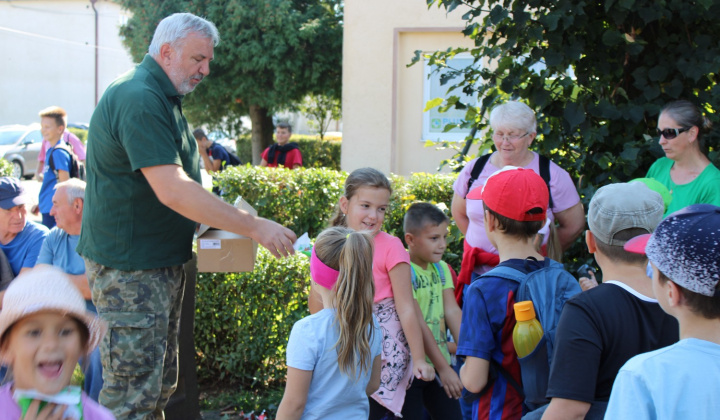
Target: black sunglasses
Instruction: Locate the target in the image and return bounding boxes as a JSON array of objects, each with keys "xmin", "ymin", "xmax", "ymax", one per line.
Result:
[{"xmin": 656, "ymin": 127, "xmax": 691, "ymax": 140}]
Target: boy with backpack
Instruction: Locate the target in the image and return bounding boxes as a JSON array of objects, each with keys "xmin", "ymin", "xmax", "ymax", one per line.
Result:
[
  {"xmin": 538, "ymin": 182, "xmax": 678, "ymax": 420},
  {"xmin": 32, "ymin": 106, "xmax": 75, "ymax": 228},
  {"xmin": 457, "ymin": 167, "xmax": 581, "ymax": 420},
  {"xmin": 193, "ymin": 128, "xmax": 242, "ymax": 174},
  {"xmin": 402, "ymin": 202, "xmax": 463, "ymax": 419},
  {"xmin": 604, "ymin": 204, "xmax": 720, "ymax": 418}
]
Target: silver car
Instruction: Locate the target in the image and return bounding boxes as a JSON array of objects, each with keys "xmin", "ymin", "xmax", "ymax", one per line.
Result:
[{"xmin": 0, "ymin": 124, "xmax": 43, "ymax": 179}]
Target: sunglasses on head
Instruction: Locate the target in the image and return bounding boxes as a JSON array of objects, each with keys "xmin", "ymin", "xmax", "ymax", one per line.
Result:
[{"xmin": 656, "ymin": 127, "xmax": 691, "ymax": 140}]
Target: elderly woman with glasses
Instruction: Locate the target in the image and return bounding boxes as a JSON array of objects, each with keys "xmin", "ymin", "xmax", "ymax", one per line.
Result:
[
  {"xmin": 647, "ymin": 99, "xmax": 720, "ymax": 217},
  {"xmin": 450, "ymin": 101, "xmax": 585, "ymax": 303}
]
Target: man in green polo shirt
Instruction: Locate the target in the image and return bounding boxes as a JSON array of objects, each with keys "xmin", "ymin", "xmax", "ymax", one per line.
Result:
[{"xmin": 77, "ymin": 12, "xmax": 296, "ymax": 419}]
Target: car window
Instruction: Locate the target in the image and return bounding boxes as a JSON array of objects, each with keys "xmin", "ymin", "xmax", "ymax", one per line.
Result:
[
  {"xmin": 21, "ymin": 130, "xmax": 43, "ymax": 144},
  {"xmin": 0, "ymin": 130, "xmax": 25, "ymax": 146}
]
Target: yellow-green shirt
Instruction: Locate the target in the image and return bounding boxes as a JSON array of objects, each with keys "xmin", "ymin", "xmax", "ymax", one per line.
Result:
[{"xmin": 411, "ymin": 261, "xmax": 455, "ymax": 366}]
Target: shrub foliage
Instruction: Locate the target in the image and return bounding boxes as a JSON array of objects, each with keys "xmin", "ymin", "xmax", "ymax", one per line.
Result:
[{"xmin": 195, "ymin": 250, "xmax": 310, "ymax": 385}]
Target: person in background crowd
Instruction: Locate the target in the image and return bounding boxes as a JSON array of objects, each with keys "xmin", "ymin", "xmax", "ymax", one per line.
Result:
[
  {"xmin": 646, "ymin": 99, "xmax": 720, "ymax": 217},
  {"xmin": 32, "ymin": 106, "xmax": 73, "ymax": 228},
  {"xmin": 193, "ymin": 128, "xmax": 230, "ymax": 174},
  {"xmin": 260, "ymin": 122, "xmax": 303, "ymax": 169},
  {"xmin": 0, "ymin": 177, "xmax": 48, "ymax": 306}
]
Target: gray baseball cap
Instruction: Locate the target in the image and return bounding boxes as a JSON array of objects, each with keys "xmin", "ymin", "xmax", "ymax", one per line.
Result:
[
  {"xmin": 588, "ymin": 182, "xmax": 664, "ymax": 246},
  {"xmin": 0, "ymin": 177, "xmax": 29, "ymax": 210}
]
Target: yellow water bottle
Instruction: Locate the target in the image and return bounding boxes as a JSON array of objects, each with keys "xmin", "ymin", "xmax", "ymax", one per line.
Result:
[{"xmin": 512, "ymin": 301, "xmax": 544, "ymax": 358}]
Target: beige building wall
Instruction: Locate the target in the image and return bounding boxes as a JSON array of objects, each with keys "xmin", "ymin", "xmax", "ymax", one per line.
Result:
[
  {"xmin": 0, "ymin": 0, "xmax": 135, "ymax": 126},
  {"xmin": 343, "ymin": 0, "xmax": 475, "ymax": 176}
]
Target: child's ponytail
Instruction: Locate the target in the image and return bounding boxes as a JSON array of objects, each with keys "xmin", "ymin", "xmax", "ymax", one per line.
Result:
[{"xmin": 314, "ymin": 227, "xmax": 376, "ymax": 378}]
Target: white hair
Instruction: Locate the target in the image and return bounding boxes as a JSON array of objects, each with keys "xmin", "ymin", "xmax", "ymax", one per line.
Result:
[
  {"xmin": 56, "ymin": 178, "xmax": 86, "ymax": 204},
  {"xmin": 489, "ymin": 101, "xmax": 537, "ymax": 134},
  {"xmin": 148, "ymin": 13, "xmax": 220, "ymax": 57}
]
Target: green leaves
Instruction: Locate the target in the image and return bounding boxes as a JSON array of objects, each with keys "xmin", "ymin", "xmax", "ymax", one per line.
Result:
[
  {"xmin": 563, "ymin": 102, "xmax": 586, "ymax": 129},
  {"xmin": 425, "ymin": 97, "xmax": 445, "ymax": 112}
]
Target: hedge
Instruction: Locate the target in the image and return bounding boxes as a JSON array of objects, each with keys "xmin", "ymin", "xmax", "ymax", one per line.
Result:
[
  {"xmin": 235, "ymin": 135, "xmax": 342, "ymax": 170},
  {"xmin": 196, "ymin": 166, "xmax": 461, "ymax": 385},
  {"xmin": 194, "ymin": 250, "xmax": 310, "ymax": 385}
]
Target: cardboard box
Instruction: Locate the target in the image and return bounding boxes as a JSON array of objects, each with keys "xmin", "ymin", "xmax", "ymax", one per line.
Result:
[{"xmin": 196, "ymin": 198, "xmax": 258, "ymax": 272}]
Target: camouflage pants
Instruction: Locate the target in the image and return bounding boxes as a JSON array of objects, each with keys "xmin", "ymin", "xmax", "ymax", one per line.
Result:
[{"xmin": 85, "ymin": 258, "xmax": 185, "ymax": 420}]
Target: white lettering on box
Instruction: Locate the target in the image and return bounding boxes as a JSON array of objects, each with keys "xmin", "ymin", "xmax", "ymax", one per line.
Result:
[{"xmin": 200, "ymin": 239, "xmax": 221, "ymax": 249}]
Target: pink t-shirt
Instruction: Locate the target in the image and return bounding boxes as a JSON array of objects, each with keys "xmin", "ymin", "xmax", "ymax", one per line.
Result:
[
  {"xmin": 453, "ymin": 152, "xmax": 580, "ymax": 270},
  {"xmin": 0, "ymin": 383, "xmax": 115, "ymax": 420},
  {"xmin": 372, "ymin": 231, "xmax": 411, "ymax": 303},
  {"xmin": 38, "ymin": 131, "xmax": 87, "ymax": 162}
]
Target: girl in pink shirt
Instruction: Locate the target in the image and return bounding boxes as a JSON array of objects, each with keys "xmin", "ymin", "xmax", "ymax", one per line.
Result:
[{"xmin": 309, "ymin": 168, "xmax": 435, "ymax": 418}]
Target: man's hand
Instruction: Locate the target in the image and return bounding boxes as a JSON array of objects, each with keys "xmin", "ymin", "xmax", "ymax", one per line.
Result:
[
  {"xmin": 437, "ymin": 365, "xmax": 463, "ymax": 399},
  {"xmin": 251, "ymin": 218, "xmax": 297, "ymax": 258},
  {"xmin": 30, "ymin": 204, "xmax": 40, "ymax": 216}
]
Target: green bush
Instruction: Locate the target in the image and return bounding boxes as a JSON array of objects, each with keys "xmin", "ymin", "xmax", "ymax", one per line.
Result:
[
  {"xmin": 214, "ymin": 166, "xmax": 346, "ymax": 239},
  {"xmin": 0, "ymin": 159, "xmax": 13, "ymax": 177},
  {"xmin": 195, "ymin": 249, "xmax": 310, "ymax": 385},
  {"xmin": 235, "ymin": 135, "xmax": 342, "ymax": 170}
]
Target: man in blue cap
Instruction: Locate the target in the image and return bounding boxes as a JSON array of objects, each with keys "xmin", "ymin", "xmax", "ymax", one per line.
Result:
[{"xmin": 0, "ymin": 177, "xmax": 48, "ymax": 306}]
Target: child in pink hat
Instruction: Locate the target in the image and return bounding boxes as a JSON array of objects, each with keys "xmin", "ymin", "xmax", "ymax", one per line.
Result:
[{"xmin": 0, "ymin": 266, "xmax": 112, "ymax": 419}]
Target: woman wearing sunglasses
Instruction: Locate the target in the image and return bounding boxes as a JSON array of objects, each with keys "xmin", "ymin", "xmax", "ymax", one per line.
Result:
[{"xmin": 647, "ymin": 100, "xmax": 720, "ymax": 217}]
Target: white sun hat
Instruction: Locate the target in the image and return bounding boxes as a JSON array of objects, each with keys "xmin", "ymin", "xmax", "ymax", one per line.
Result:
[{"xmin": 0, "ymin": 266, "xmax": 107, "ymax": 364}]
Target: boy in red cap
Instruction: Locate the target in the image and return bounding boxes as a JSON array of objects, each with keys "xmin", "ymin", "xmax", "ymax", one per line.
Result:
[{"xmin": 456, "ymin": 167, "xmax": 580, "ymax": 420}]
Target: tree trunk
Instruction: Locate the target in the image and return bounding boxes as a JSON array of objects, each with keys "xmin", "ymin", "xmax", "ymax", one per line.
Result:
[{"xmin": 249, "ymin": 105, "xmax": 275, "ymax": 165}]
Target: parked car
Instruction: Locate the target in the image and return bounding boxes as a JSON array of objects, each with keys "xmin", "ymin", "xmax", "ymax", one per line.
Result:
[{"xmin": 0, "ymin": 124, "xmax": 43, "ymax": 179}]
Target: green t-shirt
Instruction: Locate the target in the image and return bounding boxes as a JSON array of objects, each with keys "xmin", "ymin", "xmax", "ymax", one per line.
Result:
[
  {"xmin": 647, "ymin": 157, "xmax": 720, "ymax": 217},
  {"xmin": 77, "ymin": 55, "xmax": 202, "ymax": 270},
  {"xmin": 411, "ymin": 261, "xmax": 454, "ymax": 366}
]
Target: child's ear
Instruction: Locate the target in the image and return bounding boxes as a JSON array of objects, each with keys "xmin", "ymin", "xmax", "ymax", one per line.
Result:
[
  {"xmin": 585, "ymin": 230, "xmax": 597, "ymax": 254},
  {"xmin": 339, "ymin": 196, "xmax": 349, "ymax": 215},
  {"xmin": 405, "ymin": 232, "xmax": 415, "ymax": 247},
  {"xmin": 484, "ymin": 210, "xmax": 496, "ymax": 232},
  {"xmin": 666, "ymin": 280, "xmax": 683, "ymax": 308}
]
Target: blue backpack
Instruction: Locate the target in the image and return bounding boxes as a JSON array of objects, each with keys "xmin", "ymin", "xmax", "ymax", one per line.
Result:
[{"xmin": 477, "ymin": 258, "xmax": 581, "ymax": 411}]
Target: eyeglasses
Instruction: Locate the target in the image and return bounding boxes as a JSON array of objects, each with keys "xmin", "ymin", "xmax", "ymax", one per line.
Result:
[
  {"xmin": 656, "ymin": 127, "xmax": 691, "ymax": 140},
  {"xmin": 492, "ymin": 132, "xmax": 529, "ymax": 142}
]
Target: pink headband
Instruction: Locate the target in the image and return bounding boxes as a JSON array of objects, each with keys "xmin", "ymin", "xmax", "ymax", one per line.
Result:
[{"xmin": 310, "ymin": 247, "xmax": 340, "ymax": 289}]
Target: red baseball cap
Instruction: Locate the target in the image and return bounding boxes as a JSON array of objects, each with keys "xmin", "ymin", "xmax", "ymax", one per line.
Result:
[{"xmin": 467, "ymin": 166, "xmax": 549, "ymax": 222}]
